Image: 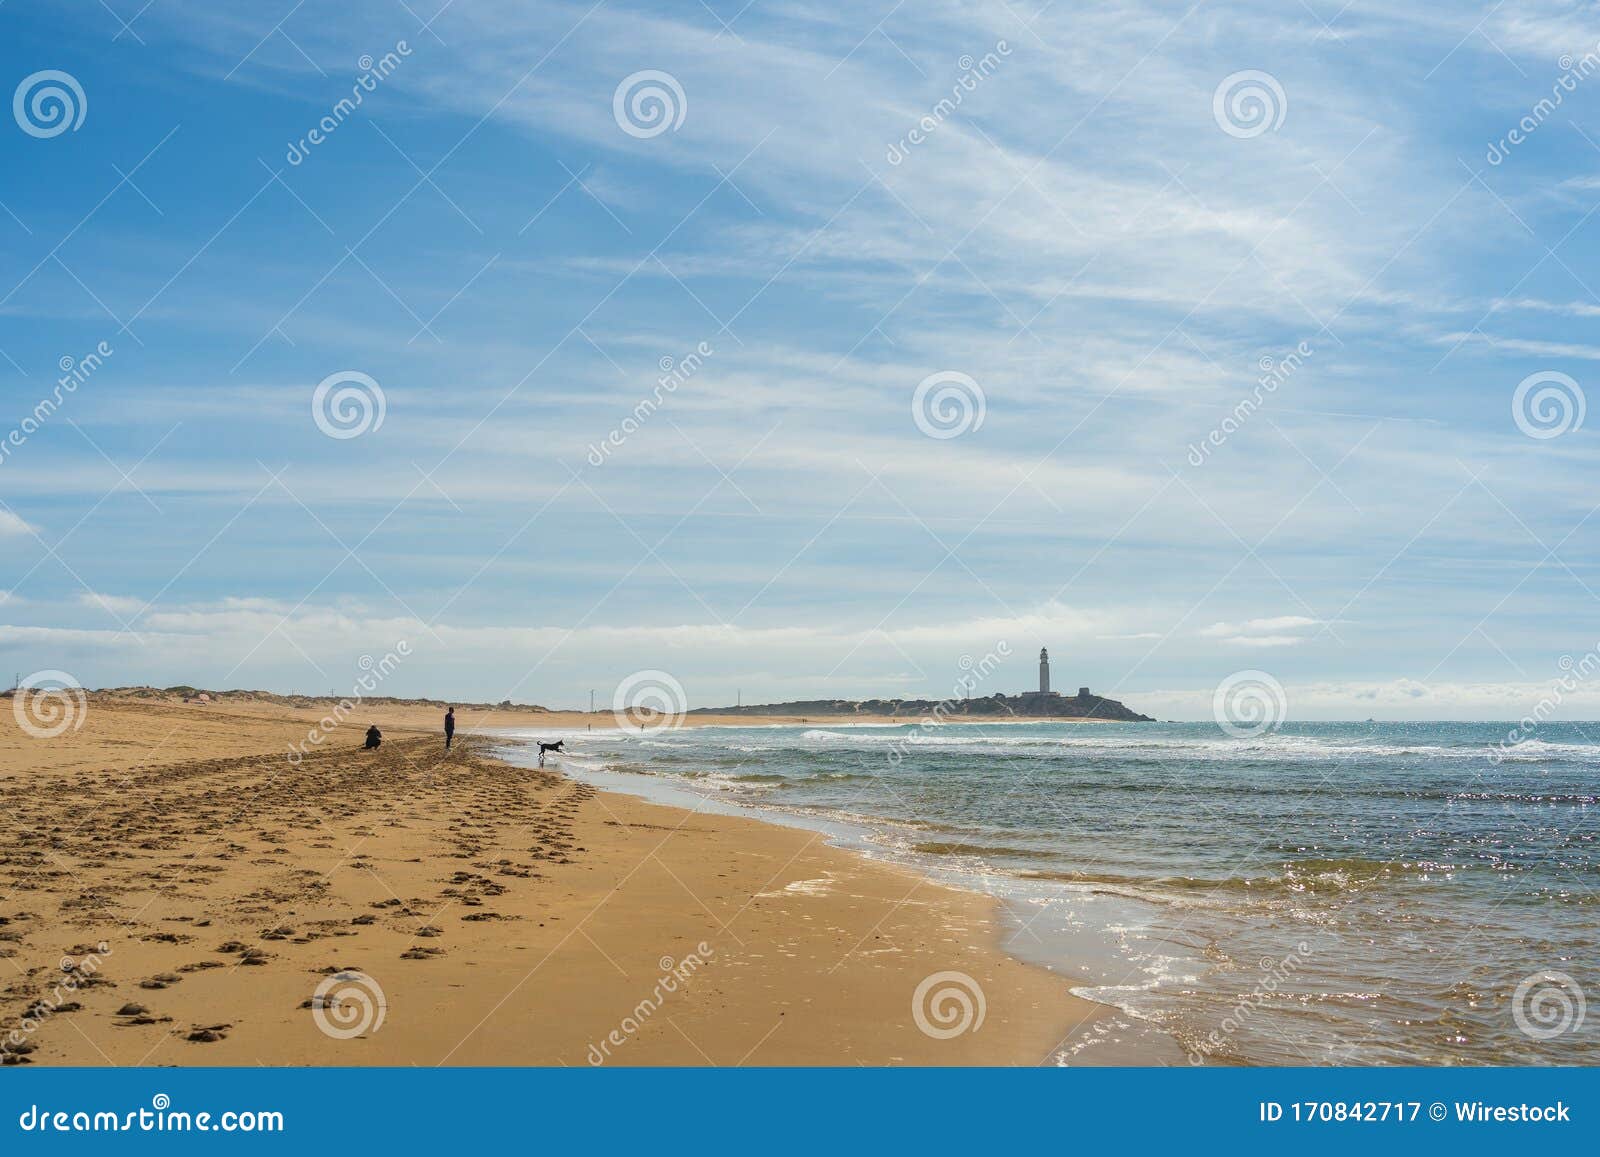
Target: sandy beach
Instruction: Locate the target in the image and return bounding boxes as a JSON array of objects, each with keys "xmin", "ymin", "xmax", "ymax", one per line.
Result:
[{"xmin": 0, "ymin": 693, "xmax": 1107, "ymax": 1066}]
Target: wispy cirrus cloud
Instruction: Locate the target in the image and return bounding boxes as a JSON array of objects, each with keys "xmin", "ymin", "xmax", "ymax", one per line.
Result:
[
  {"xmin": 1201, "ymin": 616, "xmax": 1322, "ymax": 647},
  {"xmin": 0, "ymin": 0, "xmax": 1593, "ymax": 715}
]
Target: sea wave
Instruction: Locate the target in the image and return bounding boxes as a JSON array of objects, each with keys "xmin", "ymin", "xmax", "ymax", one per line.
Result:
[
  {"xmin": 1011, "ymin": 857, "xmax": 1416, "ymax": 899},
  {"xmin": 649, "ymin": 727, "xmax": 1600, "ymax": 765}
]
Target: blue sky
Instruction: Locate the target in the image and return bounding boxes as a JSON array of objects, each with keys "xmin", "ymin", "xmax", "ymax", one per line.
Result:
[{"xmin": 1, "ymin": 0, "xmax": 1599, "ymax": 717}]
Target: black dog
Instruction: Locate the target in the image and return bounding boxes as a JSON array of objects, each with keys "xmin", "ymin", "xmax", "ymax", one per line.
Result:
[{"xmin": 537, "ymin": 739, "xmax": 564, "ymax": 767}]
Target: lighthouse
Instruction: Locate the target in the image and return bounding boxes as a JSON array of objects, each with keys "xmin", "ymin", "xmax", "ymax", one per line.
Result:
[{"xmin": 1039, "ymin": 647, "xmax": 1050, "ymax": 694}]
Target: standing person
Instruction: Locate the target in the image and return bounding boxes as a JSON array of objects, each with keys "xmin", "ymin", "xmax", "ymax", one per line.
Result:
[{"xmin": 444, "ymin": 706, "xmax": 455, "ymax": 750}]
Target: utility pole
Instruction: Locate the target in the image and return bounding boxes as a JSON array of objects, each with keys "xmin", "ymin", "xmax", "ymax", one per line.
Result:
[{"xmin": 589, "ymin": 689, "xmax": 595, "ymax": 714}]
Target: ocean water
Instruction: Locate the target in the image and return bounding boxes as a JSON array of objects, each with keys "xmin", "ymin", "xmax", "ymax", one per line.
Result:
[{"xmin": 496, "ymin": 720, "xmax": 1600, "ymax": 1066}]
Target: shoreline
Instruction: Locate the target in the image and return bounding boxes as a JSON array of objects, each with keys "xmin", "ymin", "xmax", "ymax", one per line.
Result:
[
  {"xmin": 497, "ymin": 726, "xmax": 1189, "ymax": 1066},
  {"xmin": 0, "ymin": 695, "xmax": 1120, "ymax": 1066},
  {"xmin": 529, "ymin": 716, "xmax": 1600, "ymax": 1067}
]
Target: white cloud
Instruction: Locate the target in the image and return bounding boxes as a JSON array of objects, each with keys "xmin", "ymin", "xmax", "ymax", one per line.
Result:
[
  {"xmin": 1438, "ymin": 331, "xmax": 1600, "ymax": 361},
  {"xmin": 6, "ymin": 586, "xmax": 1597, "ymax": 720},
  {"xmin": 1200, "ymin": 615, "xmax": 1321, "ymax": 646},
  {"xmin": 11, "ymin": 0, "xmax": 1591, "ymax": 717},
  {"xmin": 1, "ymin": 595, "xmax": 1141, "ymax": 706},
  {"xmin": 1493, "ymin": 296, "xmax": 1600, "ymax": 319},
  {"xmin": 1140, "ymin": 676, "xmax": 1600, "ymax": 721},
  {"xmin": 78, "ymin": 592, "xmax": 150, "ymax": 618}
]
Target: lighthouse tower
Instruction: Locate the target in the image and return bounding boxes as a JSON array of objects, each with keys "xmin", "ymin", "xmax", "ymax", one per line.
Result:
[{"xmin": 1039, "ymin": 647, "xmax": 1050, "ymax": 694}]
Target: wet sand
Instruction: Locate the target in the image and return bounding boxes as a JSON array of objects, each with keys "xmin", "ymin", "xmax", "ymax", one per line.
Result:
[{"xmin": 0, "ymin": 694, "xmax": 1109, "ymax": 1065}]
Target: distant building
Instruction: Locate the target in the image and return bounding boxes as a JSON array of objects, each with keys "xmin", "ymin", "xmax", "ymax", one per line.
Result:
[{"xmin": 1015, "ymin": 650, "xmax": 1099, "ymax": 708}]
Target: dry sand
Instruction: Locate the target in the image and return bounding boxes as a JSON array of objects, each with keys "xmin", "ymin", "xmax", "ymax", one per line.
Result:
[{"xmin": 0, "ymin": 693, "xmax": 1111, "ymax": 1066}]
